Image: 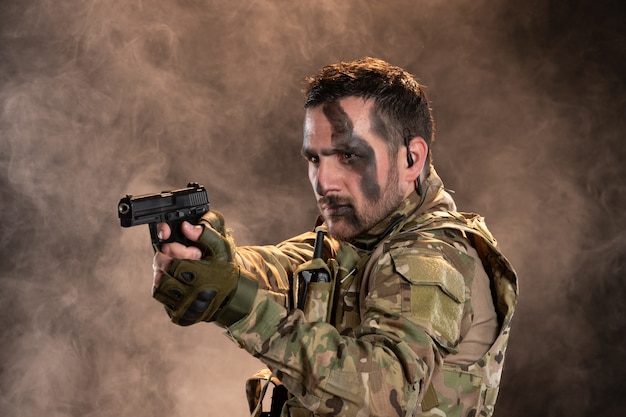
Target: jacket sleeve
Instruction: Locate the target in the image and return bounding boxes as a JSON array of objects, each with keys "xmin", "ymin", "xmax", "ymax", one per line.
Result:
[
  {"xmin": 233, "ymin": 231, "xmax": 339, "ymax": 307},
  {"xmin": 225, "ymin": 238, "xmax": 470, "ymax": 416}
]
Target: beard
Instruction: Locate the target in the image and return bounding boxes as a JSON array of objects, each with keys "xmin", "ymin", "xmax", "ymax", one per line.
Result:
[{"xmin": 318, "ymin": 168, "xmax": 405, "ymax": 241}]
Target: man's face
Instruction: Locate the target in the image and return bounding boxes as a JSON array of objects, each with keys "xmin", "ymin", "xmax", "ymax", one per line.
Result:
[{"xmin": 302, "ymin": 97, "xmax": 406, "ymax": 241}]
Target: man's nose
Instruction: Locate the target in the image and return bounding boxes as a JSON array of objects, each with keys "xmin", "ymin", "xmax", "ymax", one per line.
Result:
[{"xmin": 315, "ymin": 159, "xmax": 341, "ymax": 196}]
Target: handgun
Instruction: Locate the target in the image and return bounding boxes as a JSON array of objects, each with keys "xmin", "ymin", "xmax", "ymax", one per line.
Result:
[{"xmin": 118, "ymin": 182, "xmax": 209, "ymax": 250}]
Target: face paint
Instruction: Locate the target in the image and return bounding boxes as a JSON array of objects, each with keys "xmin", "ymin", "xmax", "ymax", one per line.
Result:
[
  {"xmin": 307, "ymin": 99, "xmax": 405, "ymax": 242},
  {"xmin": 322, "ymin": 102, "xmax": 381, "ymax": 201}
]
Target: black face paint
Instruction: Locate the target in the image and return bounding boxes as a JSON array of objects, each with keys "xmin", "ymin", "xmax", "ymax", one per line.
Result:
[{"xmin": 322, "ymin": 102, "xmax": 381, "ymax": 201}]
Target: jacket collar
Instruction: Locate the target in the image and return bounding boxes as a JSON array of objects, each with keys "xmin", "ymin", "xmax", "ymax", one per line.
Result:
[{"xmin": 350, "ymin": 166, "xmax": 457, "ymax": 250}]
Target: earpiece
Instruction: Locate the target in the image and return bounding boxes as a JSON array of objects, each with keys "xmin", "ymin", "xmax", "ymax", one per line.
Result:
[{"xmin": 403, "ymin": 132, "xmax": 414, "ymax": 167}]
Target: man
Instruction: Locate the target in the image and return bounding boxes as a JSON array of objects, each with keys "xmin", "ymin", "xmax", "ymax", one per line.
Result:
[{"xmin": 152, "ymin": 57, "xmax": 518, "ymax": 416}]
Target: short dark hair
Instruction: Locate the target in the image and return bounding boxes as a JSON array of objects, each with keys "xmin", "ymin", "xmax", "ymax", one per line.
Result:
[{"xmin": 304, "ymin": 57, "xmax": 435, "ymax": 166}]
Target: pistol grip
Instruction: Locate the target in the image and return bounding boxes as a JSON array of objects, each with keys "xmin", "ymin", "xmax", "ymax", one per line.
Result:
[{"xmin": 149, "ymin": 219, "xmax": 201, "ymax": 252}]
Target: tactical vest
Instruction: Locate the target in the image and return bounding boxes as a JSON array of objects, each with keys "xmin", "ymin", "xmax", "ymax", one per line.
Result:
[
  {"xmin": 246, "ymin": 211, "xmax": 518, "ymax": 417},
  {"xmin": 401, "ymin": 211, "xmax": 518, "ymax": 416}
]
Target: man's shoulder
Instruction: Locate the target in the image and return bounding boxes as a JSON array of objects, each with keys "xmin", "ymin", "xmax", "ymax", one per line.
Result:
[
  {"xmin": 367, "ymin": 221, "xmax": 476, "ymax": 349},
  {"xmin": 382, "ymin": 217, "xmax": 477, "ymax": 270}
]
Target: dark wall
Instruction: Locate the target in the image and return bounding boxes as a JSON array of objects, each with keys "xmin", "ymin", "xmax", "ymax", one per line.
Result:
[{"xmin": 1, "ymin": 1, "xmax": 624, "ymax": 416}]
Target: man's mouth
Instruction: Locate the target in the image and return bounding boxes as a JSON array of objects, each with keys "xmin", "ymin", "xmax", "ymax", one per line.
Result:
[
  {"xmin": 319, "ymin": 197, "xmax": 353, "ymax": 218},
  {"xmin": 322, "ymin": 204, "xmax": 350, "ymax": 217}
]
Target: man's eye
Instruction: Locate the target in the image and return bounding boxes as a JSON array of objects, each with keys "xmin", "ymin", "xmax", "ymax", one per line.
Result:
[
  {"xmin": 342, "ymin": 153, "xmax": 356, "ymax": 161},
  {"xmin": 307, "ymin": 155, "xmax": 319, "ymax": 164}
]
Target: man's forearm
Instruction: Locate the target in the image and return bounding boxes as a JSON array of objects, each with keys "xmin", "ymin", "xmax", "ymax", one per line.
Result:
[{"xmin": 234, "ymin": 231, "xmax": 339, "ymax": 297}]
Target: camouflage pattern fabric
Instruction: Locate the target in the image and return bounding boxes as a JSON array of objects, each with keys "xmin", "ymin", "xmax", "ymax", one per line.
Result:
[{"xmin": 225, "ymin": 168, "xmax": 518, "ymax": 417}]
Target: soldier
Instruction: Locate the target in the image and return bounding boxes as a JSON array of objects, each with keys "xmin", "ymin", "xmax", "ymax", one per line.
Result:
[{"xmin": 152, "ymin": 57, "xmax": 518, "ymax": 417}]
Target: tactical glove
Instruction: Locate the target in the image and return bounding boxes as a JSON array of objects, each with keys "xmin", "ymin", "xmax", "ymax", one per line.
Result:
[
  {"xmin": 153, "ymin": 211, "xmax": 258, "ymax": 327},
  {"xmin": 196, "ymin": 211, "xmax": 237, "ymax": 262}
]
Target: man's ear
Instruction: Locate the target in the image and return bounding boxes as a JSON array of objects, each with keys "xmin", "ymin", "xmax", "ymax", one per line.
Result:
[{"xmin": 404, "ymin": 136, "xmax": 428, "ymax": 180}]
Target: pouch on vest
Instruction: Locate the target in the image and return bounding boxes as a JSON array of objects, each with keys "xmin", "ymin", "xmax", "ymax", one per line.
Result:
[{"xmin": 293, "ymin": 257, "xmax": 337, "ymax": 323}]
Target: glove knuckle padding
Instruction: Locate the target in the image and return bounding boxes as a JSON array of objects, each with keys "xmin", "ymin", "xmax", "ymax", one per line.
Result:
[
  {"xmin": 155, "ymin": 258, "xmax": 239, "ymax": 326},
  {"xmin": 153, "ymin": 210, "xmax": 258, "ymax": 327}
]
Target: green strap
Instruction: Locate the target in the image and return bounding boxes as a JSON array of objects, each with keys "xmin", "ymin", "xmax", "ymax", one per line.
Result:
[{"xmin": 420, "ymin": 382, "xmax": 440, "ymax": 411}]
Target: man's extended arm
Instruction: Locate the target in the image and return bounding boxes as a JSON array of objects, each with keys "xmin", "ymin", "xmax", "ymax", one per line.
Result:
[
  {"xmin": 234, "ymin": 231, "xmax": 341, "ymax": 307},
  {"xmin": 152, "ymin": 213, "xmax": 467, "ymax": 415}
]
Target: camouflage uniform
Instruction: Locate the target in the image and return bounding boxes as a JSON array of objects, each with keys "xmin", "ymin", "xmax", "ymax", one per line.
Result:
[{"xmin": 225, "ymin": 168, "xmax": 518, "ymax": 417}]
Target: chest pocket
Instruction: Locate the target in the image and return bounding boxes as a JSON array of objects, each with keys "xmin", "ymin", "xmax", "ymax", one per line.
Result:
[{"xmin": 390, "ymin": 248, "xmax": 467, "ymax": 349}]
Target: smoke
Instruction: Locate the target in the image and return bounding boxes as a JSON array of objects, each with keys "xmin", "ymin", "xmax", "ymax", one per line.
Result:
[{"xmin": 1, "ymin": 0, "xmax": 624, "ymax": 416}]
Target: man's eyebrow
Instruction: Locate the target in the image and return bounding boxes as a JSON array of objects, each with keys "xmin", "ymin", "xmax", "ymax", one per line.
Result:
[
  {"xmin": 302, "ymin": 146, "xmax": 350, "ymax": 159},
  {"xmin": 300, "ymin": 147, "xmax": 315, "ymax": 157},
  {"xmin": 332, "ymin": 133, "xmax": 369, "ymax": 153},
  {"xmin": 301, "ymin": 136, "xmax": 369, "ymax": 157}
]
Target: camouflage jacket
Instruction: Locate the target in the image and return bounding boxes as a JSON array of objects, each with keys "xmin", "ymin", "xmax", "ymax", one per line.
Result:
[{"xmin": 226, "ymin": 169, "xmax": 518, "ymax": 417}]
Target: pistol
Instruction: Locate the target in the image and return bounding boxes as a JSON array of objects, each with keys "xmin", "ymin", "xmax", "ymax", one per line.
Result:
[{"xmin": 118, "ymin": 182, "xmax": 209, "ymax": 250}]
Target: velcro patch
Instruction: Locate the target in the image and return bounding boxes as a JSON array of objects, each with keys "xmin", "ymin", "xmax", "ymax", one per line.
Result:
[{"xmin": 391, "ymin": 249, "xmax": 465, "ymax": 345}]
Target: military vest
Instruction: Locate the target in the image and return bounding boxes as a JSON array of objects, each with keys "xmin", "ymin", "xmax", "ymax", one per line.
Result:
[
  {"xmin": 399, "ymin": 211, "xmax": 518, "ymax": 416},
  {"xmin": 246, "ymin": 211, "xmax": 518, "ymax": 417}
]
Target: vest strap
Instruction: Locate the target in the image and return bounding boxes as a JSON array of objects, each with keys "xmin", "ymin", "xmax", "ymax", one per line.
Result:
[{"xmin": 420, "ymin": 381, "xmax": 440, "ymax": 411}]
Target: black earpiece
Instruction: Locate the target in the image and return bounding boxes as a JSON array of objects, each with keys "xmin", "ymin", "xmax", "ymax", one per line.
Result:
[{"xmin": 403, "ymin": 132, "xmax": 414, "ymax": 167}]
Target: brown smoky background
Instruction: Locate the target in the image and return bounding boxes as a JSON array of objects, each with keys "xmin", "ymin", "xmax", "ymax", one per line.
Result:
[{"xmin": 1, "ymin": 0, "xmax": 624, "ymax": 416}]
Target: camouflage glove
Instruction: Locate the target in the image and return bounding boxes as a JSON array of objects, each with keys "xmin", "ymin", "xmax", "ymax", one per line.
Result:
[{"xmin": 153, "ymin": 211, "xmax": 258, "ymax": 327}]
